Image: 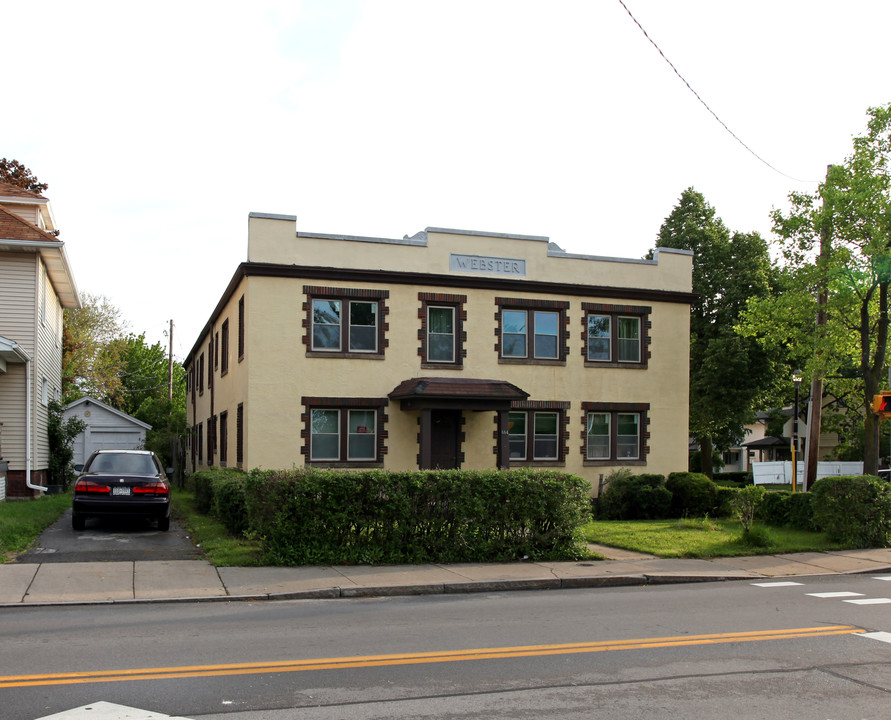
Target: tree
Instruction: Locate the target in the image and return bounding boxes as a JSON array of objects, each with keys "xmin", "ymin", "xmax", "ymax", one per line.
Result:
[
  {"xmin": 62, "ymin": 293, "xmax": 129, "ymax": 403},
  {"xmin": 740, "ymin": 103, "xmax": 891, "ymax": 477},
  {"xmin": 656, "ymin": 188, "xmax": 778, "ymax": 477},
  {"xmin": 0, "ymin": 158, "xmax": 48, "ymax": 193},
  {"xmin": 47, "ymin": 400, "xmax": 86, "ymax": 488}
]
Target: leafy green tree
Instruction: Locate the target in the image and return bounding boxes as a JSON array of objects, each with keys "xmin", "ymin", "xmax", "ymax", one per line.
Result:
[
  {"xmin": 0, "ymin": 158, "xmax": 48, "ymax": 193},
  {"xmin": 46, "ymin": 400, "xmax": 86, "ymax": 488},
  {"xmin": 62, "ymin": 293, "xmax": 128, "ymax": 403},
  {"xmin": 740, "ymin": 103, "xmax": 891, "ymax": 475},
  {"xmin": 656, "ymin": 188, "xmax": 779, "ymax": 477}
]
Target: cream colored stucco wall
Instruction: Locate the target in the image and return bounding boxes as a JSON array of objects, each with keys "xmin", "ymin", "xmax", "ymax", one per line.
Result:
[{"xmin": 191, "ymin": 215, "xmax": 692, "ymax": 488}]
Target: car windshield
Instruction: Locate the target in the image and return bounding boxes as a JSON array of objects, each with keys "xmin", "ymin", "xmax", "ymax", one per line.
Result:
[{"xmin": 87, "ymin": 453, "xmax": 158, "ymax": 475}]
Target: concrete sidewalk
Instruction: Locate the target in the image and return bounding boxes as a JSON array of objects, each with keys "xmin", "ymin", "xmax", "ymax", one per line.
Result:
[{"xmin": 3, "ymin": 546, "xmax": 891, "ymax": 607}]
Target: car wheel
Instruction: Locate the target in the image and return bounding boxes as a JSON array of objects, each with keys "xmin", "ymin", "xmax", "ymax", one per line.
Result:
[
  {"xmin": 72, "ymin": 512, "xmax": 86, "ymax": 531},
  {"xmin": 158, "ymin": 516, "xmax": 170, "ymax": 532}
]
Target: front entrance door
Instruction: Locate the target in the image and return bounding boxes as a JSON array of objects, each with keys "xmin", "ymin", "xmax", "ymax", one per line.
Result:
[{"xmin": 430, "ymin": 410, "xmax": 460, "ymax": 469}]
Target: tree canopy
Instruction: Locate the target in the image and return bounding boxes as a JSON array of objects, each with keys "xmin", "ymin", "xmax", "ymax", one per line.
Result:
[
  {"xmin": 739, "ymin": 103, "xmax": 891, "ymax": 474},
  {"xmin": 0, "ymin": 158, "xmax": 48, "ymax": 193},
  {"xmin": 656, "ymin": 188, "xmax": 779, "ymax": 475}
]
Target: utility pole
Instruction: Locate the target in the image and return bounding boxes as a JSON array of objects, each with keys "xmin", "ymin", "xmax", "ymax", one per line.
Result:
[{"xmin": 804, "ymin": 166, "xmax": 832, "ymax": 491}]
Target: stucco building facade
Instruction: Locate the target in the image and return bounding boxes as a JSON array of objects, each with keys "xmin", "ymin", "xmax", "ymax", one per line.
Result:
[{"xmin": 185, "ymin": 213, "xmax": 693, "ymax": 492}]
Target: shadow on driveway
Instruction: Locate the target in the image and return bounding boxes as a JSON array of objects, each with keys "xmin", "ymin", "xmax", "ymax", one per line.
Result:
[{"xmin": 16, "ymin": 509, "xmax": 204, "ymax": 564}]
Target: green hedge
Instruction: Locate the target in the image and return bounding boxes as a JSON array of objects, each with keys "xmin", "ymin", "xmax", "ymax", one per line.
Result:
[
  {"xmin": 666, "ymin": 472, "xmax": 716, "ymax": 517},
  {"xmin": 597, "ymin": 473, "xmax": 671, "ymax": 520},
  {"xmin": 188, "ymin": 467, "xmax": 248, "ymax": 525},
  {"xmin": 243, "ymin": 468, "xmax": 591, "ymax": 565},
  {"xmin": 810, "ymin": 475, "xmax": 891, "ymax": 548}
]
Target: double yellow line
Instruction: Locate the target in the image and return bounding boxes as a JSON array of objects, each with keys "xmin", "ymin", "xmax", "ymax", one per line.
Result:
[{"xmin": 0, "ymin": 625, "xmax": 860, "ymax": 689}]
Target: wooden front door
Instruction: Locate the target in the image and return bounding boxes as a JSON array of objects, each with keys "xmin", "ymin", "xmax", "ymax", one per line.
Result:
[{"xmin": 430, "ymin": 410, "xmax": 460, "ymax": 469}]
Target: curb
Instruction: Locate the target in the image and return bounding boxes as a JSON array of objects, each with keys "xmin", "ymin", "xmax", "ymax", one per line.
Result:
[{"xmin": 0, "ymin": 572, "xmax": 764, "ymax": 609}]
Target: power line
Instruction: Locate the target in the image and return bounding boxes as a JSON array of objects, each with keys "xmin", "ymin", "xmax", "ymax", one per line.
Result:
[{"xmin": 616, "ymin": 0, "xmax": 817, "ymax": 184}]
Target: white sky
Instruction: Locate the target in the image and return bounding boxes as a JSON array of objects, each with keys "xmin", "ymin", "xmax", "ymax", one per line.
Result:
[{"xmin": 4, "ymin": 1, "xmax": 890, "ymax": 360}]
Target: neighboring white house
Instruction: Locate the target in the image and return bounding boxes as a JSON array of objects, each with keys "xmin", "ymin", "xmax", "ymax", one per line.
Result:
[
  {"xmin": 62, "ymin": 397, "xmax": 151, "ymax": 467},
  {"xmin": 0, "ymin": 180, "xmax": 80, "ymax": 496}
]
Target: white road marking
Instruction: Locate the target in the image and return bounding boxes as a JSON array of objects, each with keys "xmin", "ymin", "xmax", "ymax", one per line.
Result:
[
  {"xmin": 858, "ymin": 631, "xmax": 891, "ymax": 644},
  {"xmin": 843, "ymin": 598, "xmax": 891, "ymax": 605},
  {"xmin": 807, "ymin": 592, "xmax": 864, "ymax": 598},
  {"xmin": 751, "ymin": 581, "xmax": 804, "ymax": 587},
  {"xmin": 34, "ymin": 701, "xmax": 194, "ymax": 720},
  {"xmin": 874, "ymin": 576, "xmax": 891, "ymax": 581}
]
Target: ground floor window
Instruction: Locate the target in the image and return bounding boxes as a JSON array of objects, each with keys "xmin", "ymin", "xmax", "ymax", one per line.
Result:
[
  {"xmin": 583, "ymin": 403, "xmax": 649, "ymax": 464},
  {"xmin": 302, "ymin": 397, "xmax": 388, "ymax": 466},
  {"xmin": 507, "ymin": 401, "xmax": 569, "ymax": 465}
]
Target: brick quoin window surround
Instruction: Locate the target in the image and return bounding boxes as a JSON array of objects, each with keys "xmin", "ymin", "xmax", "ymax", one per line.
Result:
[
  {"xmin": 302, "ymin": 286, "xmax": 390, "ymax": 359},
  {"xmin": 418, "ymin": 292, "xmax": 467, "ymax": 369},
  {"xmin": 581, "ymin": 402, "xmax": 650, "ymax": 466},
  {"xmin": 495, "ymin": 298, "xmax": 569, "ymax": 365},
  {"xmin": 301, "ymin": 397, "xmax": 389, "ymax": 467},
  {"xmin": 499, "ymin": 400, "xmax": 570, "ymax": 466},
  {"xmin": 581, "ymin": 303, "xmax": 651, "ymax": 368}
]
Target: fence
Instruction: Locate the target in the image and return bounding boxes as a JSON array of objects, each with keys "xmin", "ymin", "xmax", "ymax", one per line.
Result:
[{"xmin": 752, "ymin": 461, "xmax": 864, "ymax": 488}]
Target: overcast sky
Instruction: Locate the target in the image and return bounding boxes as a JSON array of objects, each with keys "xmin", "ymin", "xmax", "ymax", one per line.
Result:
[{"xmin": 4, "ymin": 1, "xmax": 890, "ymax": 360}]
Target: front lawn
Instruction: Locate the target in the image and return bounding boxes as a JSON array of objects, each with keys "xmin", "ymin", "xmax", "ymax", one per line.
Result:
[
  {"xmin": 583, "ymin": 518, "xmax": 846, "ymax": 558},
  {"xmin": 0, "ymin": 492, "xmax": 72, "ymax": 562}
]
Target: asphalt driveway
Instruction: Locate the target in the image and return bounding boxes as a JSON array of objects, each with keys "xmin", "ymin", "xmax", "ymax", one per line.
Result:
[{"xmin": 16, "ymin": 509, "xmax": 203, "ymax": 563}]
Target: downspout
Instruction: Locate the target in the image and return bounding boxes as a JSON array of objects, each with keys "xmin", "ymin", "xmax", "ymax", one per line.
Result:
[{"xmin": 9, "ymin": 344, "xmax": 42, "ymax": 492}]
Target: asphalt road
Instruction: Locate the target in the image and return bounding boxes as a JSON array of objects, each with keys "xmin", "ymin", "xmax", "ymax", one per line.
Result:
[
  {"xmin": 3, "ymin": 573, "xmax": 891, "ymax": 719},
  {"xmin": 15, "ymin": 508, "xmax": 203, "ymax": 563}
]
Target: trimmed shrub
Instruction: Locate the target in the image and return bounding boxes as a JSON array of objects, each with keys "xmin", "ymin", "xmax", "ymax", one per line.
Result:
[
  {"xmin": 666, "ymin": 472, "xmax": 716, "ymax": 517},
  {"xmin": 713, "ymin": 486, "xmax": 737, "ymax": 518},
  {"xmin": 757, "ymin": 491, "xmax": 791, "ymax": 526},
  {"xmin": 786, "ymin": 492, "xmax": 815, "ymax": 531},
  {"xmin": 188, "ymin": 467, "xmax": 248, "ymax": 518},
  {"xmin": 713, "ymin": 471, "xmax": 753, "ymax": 487},
  {"xmin": 597, "ymin": 472, "xmax": 671, "ymax": 520},
  {"xmin": 810, "ymin": 475, "xmax": 891, "ymax": 548},
  {"xmin": 243, "ymin": 468, "xmax": 591, "ymax": 565},
  {"xmin": 732, "ymin": 485, "xmax": 765, "ymax": 532},
  {"xmin": 213, "ymin": 474, "xmax": 248, "ymax": 536}
]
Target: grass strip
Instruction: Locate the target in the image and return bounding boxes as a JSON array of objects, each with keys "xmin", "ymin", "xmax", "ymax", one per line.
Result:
[{"xmin": 0, "ymin": 492, "xmax": 72, "ymax": 562}]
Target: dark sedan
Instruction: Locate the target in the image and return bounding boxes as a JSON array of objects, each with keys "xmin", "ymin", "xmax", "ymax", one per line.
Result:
[{"xmin": 72, "ymin": 450, "xmax": 171, "ymax": 531}]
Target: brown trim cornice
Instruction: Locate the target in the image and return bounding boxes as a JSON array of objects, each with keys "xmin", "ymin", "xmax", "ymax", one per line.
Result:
[{"xmin": 186, "ymin": 262, "xmax": 696, "ymax": 363}]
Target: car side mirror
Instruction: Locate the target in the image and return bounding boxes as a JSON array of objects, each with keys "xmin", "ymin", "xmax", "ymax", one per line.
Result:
[
  {"xmin": 166, "ymin": 467, "xmax": 174, "ymax": 475},
  {"xmin": 74, "ymin": 464, "xmax": 84, "ymax": 472}
]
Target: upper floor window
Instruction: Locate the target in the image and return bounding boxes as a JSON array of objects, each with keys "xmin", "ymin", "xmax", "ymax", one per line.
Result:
[
  {"xmin": 237, "ymin": 295, "xmax": 245, "ymax": 361},
  {"xmin": 496, "ymin": 298, "xmax": 568, "ymax": 364},
  {"xmin": 304, "ymin": 286, "xmax": 389, "ymax": 358},
  {"xmin": 221, "ymin": 319, "xmax": 230, "ymax": 375},
  {"xmin": 419, "ymin": 293, "xmax": 466, "ymax": 368},
  {"xmin": 582, "ymin": 303, "xmax": 650, "ymax": 367}
]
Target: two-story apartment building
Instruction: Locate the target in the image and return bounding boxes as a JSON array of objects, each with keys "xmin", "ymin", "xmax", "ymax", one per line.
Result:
[
  {"xmin": 185, "ymin": 212, "xmax": 694, "ymax": 491},
  {"xmin": 0, "ymin": 181, "xmax": 80, "ymax": 497}
]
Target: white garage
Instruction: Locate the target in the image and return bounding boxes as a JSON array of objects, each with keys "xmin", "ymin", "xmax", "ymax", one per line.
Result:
[{"xmin": 63, "ymin": 397, "xmax": 152, "ymax": 467}]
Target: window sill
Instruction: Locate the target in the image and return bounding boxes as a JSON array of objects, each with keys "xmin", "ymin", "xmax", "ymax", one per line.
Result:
[
  {"xmin": 307, "ymin": 461, "xmax": 384, "ymax": 469},
  {"xmin": 584, "ymin": 361, "xmax": 647, "ymax": 369},
  {"xmin": 499, "ymin": 358, "xmax": 566, "ymax": 367},
  {"xmin": 584, "ymin": 459, "xmax": 647, "ymax": 466},
  {"xmin": 510, "ymin": 461, "xmax": 566, "ymax": 468},
  {"xmin": 306, "ymin": 351, "xmax": 385, "ymax": 360},
  {"xmin": 421, "ymin": 362, "xmax": 464, "ymax": 370}
]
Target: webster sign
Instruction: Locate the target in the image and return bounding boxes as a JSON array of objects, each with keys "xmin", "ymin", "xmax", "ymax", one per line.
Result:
[{"xmin": 449, "ymin": 253, "xmax": 526, "ymax": 277}]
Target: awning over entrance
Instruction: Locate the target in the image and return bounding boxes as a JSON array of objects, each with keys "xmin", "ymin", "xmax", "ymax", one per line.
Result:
[
  {"xmin": 388, "ymin": 377, "xmax": 530, "ymax": 470},
  {"xmin": 388, "ymin": 377, "xmax": 529, "ymax": 411}
]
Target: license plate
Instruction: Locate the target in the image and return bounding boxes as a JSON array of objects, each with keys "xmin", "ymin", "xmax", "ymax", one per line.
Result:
[{"xmin": 112, "ymin": 486, "xmax": 131, "ymax": 496}]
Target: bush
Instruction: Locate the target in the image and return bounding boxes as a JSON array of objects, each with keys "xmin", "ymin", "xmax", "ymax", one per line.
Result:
[
  {"xmin": 713, "ymin": 486, "xmax": 737, "ymax": 518},
  {"xmin": 757, "ymin": 491, "xmax": 791, "ymax": 526},
  {"xmin": 731, "ymin": 485, "xmax": 765, "ymax": 533},
  {"xmin": 213, "ymin": 474, "xmax": 248, "ymax": 536},
  {"xmin": 810, "ymin": 475, "xmax": 891, "ymax": 548},
  {"xmin": 188, "ymin": 467, "xmax": 248, "ymax": 516},
  {"xmin": 243, "ymin": 468, "xmax": 591, "ymax": 565},
  {"xmin": 597, "ymin": 472, "xmax": 671, "ymax": 520},
  {"xmin": 713, "ymin": 471, "xmax": 752, "ymax": 487},
  {"xmin": 786, "ymin": 492, "xmax": 815, "ymax": 531},
  {"xmin": 666, "ymin": 472, "xmax": 716, "ymax": 517}
]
